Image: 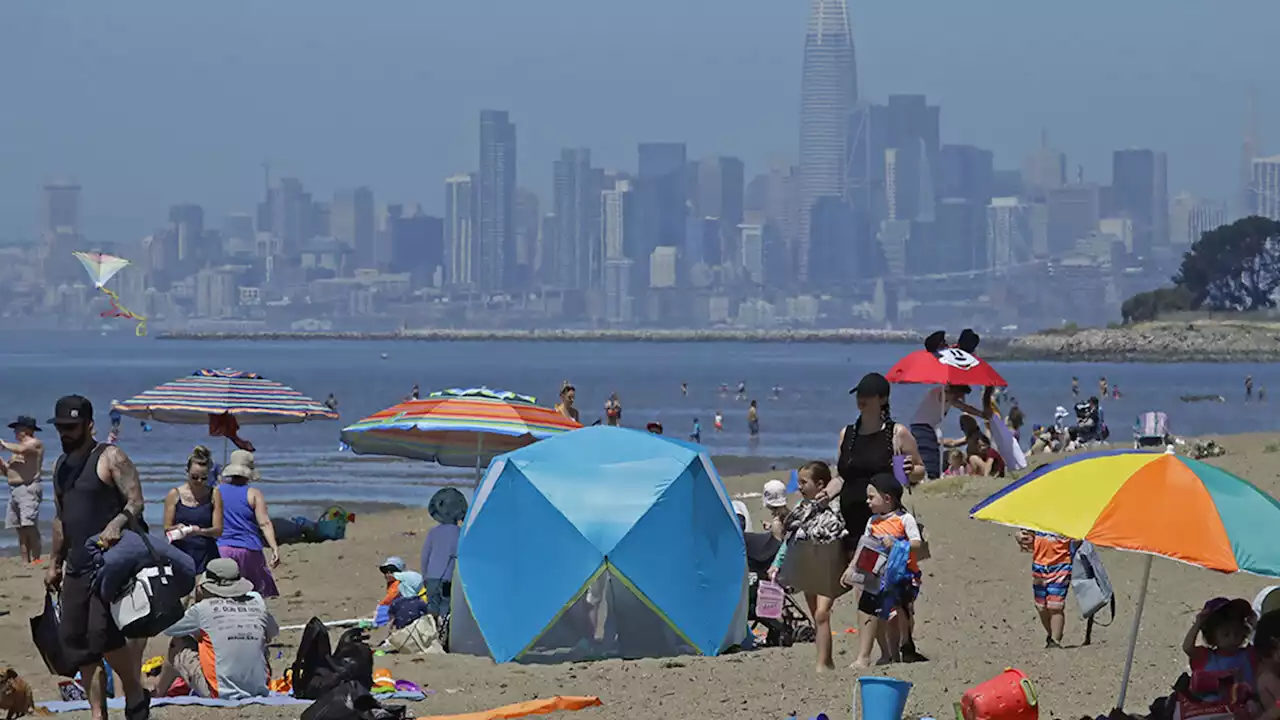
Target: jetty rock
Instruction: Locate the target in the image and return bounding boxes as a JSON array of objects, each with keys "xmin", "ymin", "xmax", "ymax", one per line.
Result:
[{"xmin": 989, "ymin": 319, "xmax": 1280, "ymax": 363}]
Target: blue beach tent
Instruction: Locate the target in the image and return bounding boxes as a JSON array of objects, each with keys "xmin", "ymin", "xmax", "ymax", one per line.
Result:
[{"xmin": 449, "ymin": 426, "xmax": 749, "ymax": 663}]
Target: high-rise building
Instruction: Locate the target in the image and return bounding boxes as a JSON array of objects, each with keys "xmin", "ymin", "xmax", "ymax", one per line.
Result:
[
  {"xmin": 1240, "ymin": 87, "xmax": 1262, "ymax": 221},
  {"xmin": 1047, "ymin": 183, "xmax": 1101, "ymax": 256},
  {"xmin": 168, "ymin": 204, "xmax": 205, "ymax": 265},
  {"xmin": 938, "ymin": 145, "xmax": 994, "ymax": 207},
  {"xmin": 41, "ymin": 179, "xmax": 81, "ymax": 235},
  {"xmin": 261, "ymin": 178, "xmax": 313, "ymax": 256},
  {"xmin": 478, "ymin": 110, "xmax": 517, "ymax": 292},
  {"xmin": 1112, "ymin": 148, "xmax": 1169, "ymax": 259},
  {"xmin": 986, "ymin": 197, "xmax": 1034, "ymax": 270},
  {"xmin": 797, "ymin": 0, "xmax": 858, "ymax": 281},
  {"xmin": 551, "ymin": 149, "xmax": 599, "ymax": 291},
  {"xmin": 515, "ymin": 188, "xmax": 541, "ymax": 281},
  {"xmin": 445, "ymin": 174, "xmax": 476, "ymax": 287},
  {"xmin": 1170, "ymin": 193, "xmax": 1227, "ymax": 246},
  {"xmin": 601, "ymin": 179, "xmax": 634, "ymax": 260},
  {"xmin": 332, "ymin": 187, "xmax": 375, "ymax": 269},
  {"xmin": 636, "ymin": 143, "xmax": 687, "ymax": 287},
  {"xmin": 1251, "ymin": 156, "xmax": 1280, "ymax": 221},
  {"xmin": 693, "ymin": 156, "xmax": 746, "ymax": 267},
  {"xmin": 1022, "ymin": 130, "xmax": 1067, "ymax": 200},
  {"xmin": 390, "ymin": 207, "xmax": 445, "ymax": 286}
]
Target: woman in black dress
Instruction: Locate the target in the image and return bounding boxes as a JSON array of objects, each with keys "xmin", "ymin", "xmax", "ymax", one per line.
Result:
[{"xmin": 818, "ymin": 373, "xmax": 928, "ymax": 662}]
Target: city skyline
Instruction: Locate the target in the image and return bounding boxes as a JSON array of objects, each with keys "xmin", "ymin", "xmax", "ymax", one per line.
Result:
[{"xmin": 2, "ymin": 0, "xmax": 1276, "ymax": 243}]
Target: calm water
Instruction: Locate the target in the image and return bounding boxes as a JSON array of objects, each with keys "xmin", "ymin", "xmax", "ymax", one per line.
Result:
[{"xmin": 1, "ymin": 332, "xmax": 1276, "ymax": 545}]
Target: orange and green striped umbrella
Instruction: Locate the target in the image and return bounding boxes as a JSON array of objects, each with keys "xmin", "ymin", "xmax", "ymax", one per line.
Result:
[{"xmin": 970, "ymin": 447, "xmax": 1280, "ymax": 575}]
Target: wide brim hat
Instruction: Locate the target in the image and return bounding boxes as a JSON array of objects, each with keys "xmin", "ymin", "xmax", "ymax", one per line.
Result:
[
  {"xmin": 428, "ymin": 487, "xmax": 469, "ymax": 525},
  {"xmin": 201, "ymin": 558, "xmax": 254, "ymax": 598},
  {"xmin": 224, "ymin": 449, "xmax": 260, "ymax": 481},
  {"xmin": 7, "ymin": 416, "xmax": 40, "ymax": 432}
]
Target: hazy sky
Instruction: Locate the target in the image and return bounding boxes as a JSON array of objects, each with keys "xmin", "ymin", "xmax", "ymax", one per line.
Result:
[{"xmin": 2, "ymin": 0, "xmax": 1276, "ymax": 243}]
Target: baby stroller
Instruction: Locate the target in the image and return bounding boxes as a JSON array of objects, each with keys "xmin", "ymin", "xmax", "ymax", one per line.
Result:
[
  {"xmin": 744, "ymin": 532, "xmax": 816, "ymax": 647},
  {"xmin": 1133, "ymin": 411, "xmax": 1172, "ymax": 449}
]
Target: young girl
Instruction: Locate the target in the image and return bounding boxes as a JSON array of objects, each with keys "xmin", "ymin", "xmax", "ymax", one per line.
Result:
[
  {"xmin": 760, "ymin": 479, "xmax": 789, "ymax": 541},
  {"xmin": 849, "ymin": 472, "xmax": 922, "ymax": 668},
  {"xmin": 1182, "ymin": 597, "xmax": 1259, "ymax": 714},
  {"xmin": 943, "ymin": 449, "xmax": 968, "ymax": 477},
  {"xmin": 768, "ymin": 461, "xmax": 847, "ymax": 672}
]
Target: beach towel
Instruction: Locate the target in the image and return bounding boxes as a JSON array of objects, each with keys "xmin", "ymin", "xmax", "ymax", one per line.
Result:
[
  {"xmin": 417, "ymin": 696, "xmax": 603, "ymax": 720},
  {"xmin": 987, "ymin": 411, "xmax": 1027, "ymax": 472},
  {"xmin": 38, "ymin": 691, "xmax": 427, "ymax": 713}
]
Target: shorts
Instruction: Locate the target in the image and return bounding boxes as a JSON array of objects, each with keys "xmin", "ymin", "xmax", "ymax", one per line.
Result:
[
  {"xmin": 748, "ymin": 420, "xmax": 760, "ymax": 436},
  {"xmin": 6, "ymin": 483, "xmax": 41, "ymax": 529},
  {"xmin": 168, "ymin": 637, "xmax": 212, "ymax": 698},
  {"xmin": 60, "ymin": 570, "xmax": 126, "ymax": 669},
  {"xmin": 857, "ymin": 573, "xmax": 921, "ymax": 618},
  {"xmin": 1032, "ymin": 564, "xmax": 1071, "ymax": 610}
]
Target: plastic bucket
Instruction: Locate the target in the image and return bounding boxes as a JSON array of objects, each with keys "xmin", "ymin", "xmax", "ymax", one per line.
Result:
[
  {"xmin": 855, "ymin": 676, "xmax": 912, "ymax": 720},
  {"xmin": 756, "ymin": 580, "xmax": 785, "ymax": 619},
  {"xmin": 959, "ymin": 668, "xmax": 1038, "ymax": 720}
]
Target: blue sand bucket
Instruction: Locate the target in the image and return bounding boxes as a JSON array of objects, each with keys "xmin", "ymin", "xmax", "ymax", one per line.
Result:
[{"xmin": 854, "ymin": 676, "xmax": 912, "ymax": 720}]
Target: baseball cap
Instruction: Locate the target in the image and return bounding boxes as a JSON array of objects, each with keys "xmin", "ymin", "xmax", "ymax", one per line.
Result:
[
  {"xmin": 762, "ymin": 479, "xmax": 789, "ymax": 508},
  {"xmin": 850, "ymin": 372, "xmax": 891, "ymax": 397},
  {"xmin": 49, "ymin": 395, "xmax": 94, "ymax": 426}
]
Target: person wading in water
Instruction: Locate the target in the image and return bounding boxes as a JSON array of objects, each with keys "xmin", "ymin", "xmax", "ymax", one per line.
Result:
[{"xmin": 44, "ymin": 395, "xmax": 150, "ymax": 720}]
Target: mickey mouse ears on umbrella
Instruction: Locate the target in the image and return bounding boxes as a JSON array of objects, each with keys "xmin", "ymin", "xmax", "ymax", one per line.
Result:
[{"xmin": 886, "ymin": 329, "xmax": 1008, "ymax": 387}]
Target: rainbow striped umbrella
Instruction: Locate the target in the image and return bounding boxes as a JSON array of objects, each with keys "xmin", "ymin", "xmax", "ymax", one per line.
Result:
[
  {"xmin": 112, "ymin": 368, "xmax": 338, "ymax": 425},
  {"xmin": 971, "ymin": 447, "xmax": 1280, "ymax": 711},
  {"xmin": 340, "ymin": 388, "xmax": 581, "ymax": 473}
]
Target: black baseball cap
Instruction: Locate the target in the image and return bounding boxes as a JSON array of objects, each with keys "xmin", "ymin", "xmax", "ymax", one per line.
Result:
[
  {"xmin": 49, "ymin": 395, "xmax": 94, "ymax": 426},
  {"xmin": 850, "ymin": 372, "xmax": 891, "ymax": 397},
  {"xmin": 7, "ymin": 416, "xmax": 40, "ymax": 432}
]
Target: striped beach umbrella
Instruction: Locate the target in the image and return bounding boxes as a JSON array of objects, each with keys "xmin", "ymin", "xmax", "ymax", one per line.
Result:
[
  {"xmin": 340, "ymin": 388, "xmax": 581, "ymax": 475},
  {"xmin": 112, "ymin": 368, "xmax": 338, "ymax": 425},
  {"xmin": 970, "ymin": 447, "xmax": 1280, "ymax": 711}
]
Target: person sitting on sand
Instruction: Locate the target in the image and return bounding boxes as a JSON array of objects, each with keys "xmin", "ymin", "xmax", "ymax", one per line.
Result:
[
  {"xmin": 942, "ymin": 449, "xmax": 968, "ymax": 477},
  {"xmin": 947, "ymin": 415, "xmax": 1004, "ymax": 476},
  {"xmin": 376, "ymin": 557, "xmax": 428, "ymax": 631},
  {"xmin": 152, "ymin": 559, "xmax": 278, "ymax": 700},
  {"xmin": 1182, "ymin": 597, "xmax": 1259, "ymax": 714},
  {"xmin": 768, "ymin": 461, "xmax": 847, "ymax": 673},
  {"xmin": 846, "ymin": 473, "xmax": 922, "ymax": 669},
  {"xmin": 1017, "ymin": 529, "xmax": 1075, "ymax": 648}
]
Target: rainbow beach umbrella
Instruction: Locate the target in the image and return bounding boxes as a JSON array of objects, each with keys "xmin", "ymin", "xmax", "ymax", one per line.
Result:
[
  {"xmin": 970, "ymin": 447, "xmax": 1280, "ymax": 711},
  {"xmin": 113, "ymin": 368, "xmax": 338, "ymax": 425},
  {"xmin": 340, "ymin": 387, "xmax": 581, "ymax": 481}
]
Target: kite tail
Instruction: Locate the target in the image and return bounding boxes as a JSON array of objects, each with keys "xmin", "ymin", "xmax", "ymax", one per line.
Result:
[{"xmin": 98, "ymin": 287, "xmax": 148, "ymax": 336}]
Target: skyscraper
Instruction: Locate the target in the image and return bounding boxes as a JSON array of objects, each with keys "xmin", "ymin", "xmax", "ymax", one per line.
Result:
[
  {"xmin": 636, "ymin": 142, "xmax": 688, "ymax": 287},
  {"xmin": 1112, "ymin": 148, "xmax": 1169, "ymax": 259},
  {"xmin": 693, "ymin": 156, "xmax": 746, "ymax": 268},
  {"xmin": 1252, "ymin": 157, "xmax": 1280, "ymax": 221},
  {"xmin": 332, "ymin": 187, "xmax": 375, "ymax": 268},
  {"xmin": 445, "ymin": 173, "xmax": 476, "ymax": 287},
  {"xmin": 798, "ymin": 0, "xmax": 858, "ymax": 281},
  {"xmin": 41, "ymin": 179, "xmax": 81, "ymax": 235},
  {"xmin": 551, "ymin": 149, "xmax": 599, "ymax": 291},
  {"xmin": 478, "ymin": 110, "xmax": 517, "ymax": 292}
]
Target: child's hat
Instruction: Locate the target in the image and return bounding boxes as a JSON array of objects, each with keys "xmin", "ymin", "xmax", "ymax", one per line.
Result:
[{"xmin": 762, "ymin": 480, "xmax": 788, "ymax": 508}]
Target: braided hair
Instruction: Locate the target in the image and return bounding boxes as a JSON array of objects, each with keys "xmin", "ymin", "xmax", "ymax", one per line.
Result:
[{"xmin": 851, "ymin": 399, "xmax": 896, "ymax": 461}]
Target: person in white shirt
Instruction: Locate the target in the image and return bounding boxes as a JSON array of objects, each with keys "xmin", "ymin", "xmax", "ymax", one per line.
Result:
[{"xmin": 908, "ymin": 385, "xmax": 987, "ymax": 480}]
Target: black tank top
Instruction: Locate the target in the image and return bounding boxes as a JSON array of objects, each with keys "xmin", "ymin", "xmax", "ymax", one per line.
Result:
[
  {"xmin": 54, "ymin": 443, "xmax": 132, "ymax": 573},
  {"xmin": 836, "ymin": 421, "xmax": 895, "ymax": 534}
]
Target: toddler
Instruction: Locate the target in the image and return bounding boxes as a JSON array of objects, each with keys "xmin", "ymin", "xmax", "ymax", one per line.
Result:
[
  {"xmin": 1182, "ymin": 597, "xmax": 1259, "ymax": 713},
  {"xmin": 849, "ymin": 472, "xmax": 922, "ymax": 668},
  {"xmin": 943, "ymin": 449, "xmax": 968, "ymax": 477},
  {"xmin": 1017, "ymin": 530, "xmax": 1074, "ymax": 648},
  {"xmin": 760, "ymin": 479, "xmax": 788, "ymax": 541},
  {"xmin": 767, "ymin": 461, "xmax": 847, "ymax": 672}
]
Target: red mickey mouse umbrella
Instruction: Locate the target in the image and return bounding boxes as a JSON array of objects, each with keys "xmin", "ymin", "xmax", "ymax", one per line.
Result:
[{"xmin": 886, "ymin": 330, "xmax": 1008, "ymax": 387}]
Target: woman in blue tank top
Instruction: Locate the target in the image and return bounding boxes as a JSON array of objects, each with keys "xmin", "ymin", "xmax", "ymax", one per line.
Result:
[
  {"xmin": 215, "ymin": 450, "xmax": 281, "ymax": 597},
  {"xmin": 162, "ymin": 446, "xmax": 222, "ymax": 574}
]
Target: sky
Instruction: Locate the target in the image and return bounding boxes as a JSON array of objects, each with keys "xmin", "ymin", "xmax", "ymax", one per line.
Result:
[{"xmin": 1, "ymin": 0, "xmax": 1277, "ymax": 244}]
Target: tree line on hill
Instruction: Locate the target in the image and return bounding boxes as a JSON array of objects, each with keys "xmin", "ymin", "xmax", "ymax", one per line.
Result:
[{"xmin": 1121, "ymin": 216, "xmax": 1280, "ymax": 323}]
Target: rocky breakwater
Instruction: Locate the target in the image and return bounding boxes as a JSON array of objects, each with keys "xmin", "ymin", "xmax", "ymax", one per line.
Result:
[
  {"xmin": 158, "ymin": 328, "xmax": 920, "ymax": 343},
  {"xmin": 990, "ymin": 320, "xmax": 1280, "ymax": 362}
]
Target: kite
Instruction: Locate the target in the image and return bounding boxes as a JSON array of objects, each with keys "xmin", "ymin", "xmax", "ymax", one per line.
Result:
[{"xmin": 73, "ymin": 251, "xmax": 147, "ymax": 336}]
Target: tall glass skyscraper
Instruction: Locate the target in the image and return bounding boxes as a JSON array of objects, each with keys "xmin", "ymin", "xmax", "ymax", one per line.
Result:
[{"xmin": 797, "ymin": 0, "xmax": 858, "ymax": 282}]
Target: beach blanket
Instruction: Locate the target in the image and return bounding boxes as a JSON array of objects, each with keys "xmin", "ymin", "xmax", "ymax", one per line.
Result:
[
  {"xmin": 418, "ymin": 696, "xmax": 602, "ymax": 720},
  {"xmin": 39, "ymin": 690, "xmax": 427, "ymax": 713}
]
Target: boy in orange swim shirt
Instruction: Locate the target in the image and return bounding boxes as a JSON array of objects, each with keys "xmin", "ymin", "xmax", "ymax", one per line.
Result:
[{"xmin": 1018, "ymin": 530, "xmax": 1076, "ymax": 648}]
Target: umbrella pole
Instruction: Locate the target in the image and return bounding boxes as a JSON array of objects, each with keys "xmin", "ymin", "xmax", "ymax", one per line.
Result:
[
  {"xmin": 1116, "ymin": 553, "xmax": 1154, "ymax": 711},
  {"xmin": 938, "ymin": 386, "xmax": 946, "ymax": 478},
  {"xmin": 474, "ymin": 434, "xmax": 483, "ymax": 484}
]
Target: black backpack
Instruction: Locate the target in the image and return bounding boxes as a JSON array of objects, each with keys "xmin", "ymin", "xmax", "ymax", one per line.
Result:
[{"xmin": 291, "ymin": 618, "xmax": 374, "ymax": 700}]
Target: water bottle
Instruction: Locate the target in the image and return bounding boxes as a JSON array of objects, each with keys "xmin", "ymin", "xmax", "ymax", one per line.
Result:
[{"xmin": 165, "ymin": 525, "xmax": 195, "ymax": 542}]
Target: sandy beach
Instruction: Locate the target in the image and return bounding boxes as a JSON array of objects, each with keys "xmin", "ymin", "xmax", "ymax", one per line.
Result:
[{"xmin": 3, "ymin": 433, "xmax": 1278, "ymax": 720}]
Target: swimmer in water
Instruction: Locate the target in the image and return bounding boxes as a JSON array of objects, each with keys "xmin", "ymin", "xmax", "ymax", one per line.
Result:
[
  {"xmin": 771, "ymin": 385, "xmax": 782, "ymax": 400},
  {"xmin": 681, "ymin": 382, "xmax": 688, "ymax": 396},
  {"xmin": 714, "ymin": 410, "xmax": 724, "ymax": 432}
]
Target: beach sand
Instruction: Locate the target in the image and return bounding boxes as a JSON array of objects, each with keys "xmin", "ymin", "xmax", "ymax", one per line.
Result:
[{"xmin": 3, "ymin": 433, "xmax": 1277, "ymax": 719}]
